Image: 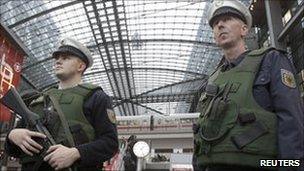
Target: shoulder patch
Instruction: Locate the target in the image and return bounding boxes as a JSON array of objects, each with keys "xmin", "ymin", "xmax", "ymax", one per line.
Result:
[
  {"xmin": 107, "ymin": 109, "xmax": 116, "ymax": 124},
  {"xmin": 281, "ymin": 69, "xmax": 296, "ymax": 88}
]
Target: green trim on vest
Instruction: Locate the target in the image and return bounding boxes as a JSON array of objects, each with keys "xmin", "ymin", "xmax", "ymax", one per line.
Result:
[
  {"xmin": 194, "ymin": 48, "xmax": 278, "ymax": 169},
  {"xmin": 20, "ymin": 84, "xmax": 100, "ymax": 165}
]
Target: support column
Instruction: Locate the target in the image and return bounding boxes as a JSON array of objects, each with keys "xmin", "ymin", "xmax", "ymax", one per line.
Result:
[{"xmin": 265, "ymin": 0, "xmax": 286, "ymax": 50}]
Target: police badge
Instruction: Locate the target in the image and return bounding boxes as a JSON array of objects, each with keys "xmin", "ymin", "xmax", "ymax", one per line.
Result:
[
  {"xmin": 106, "ymin": 109, "xmax": 117, "ymax": 124},
  {"xmin": 281, "ymin": 69, "xmax": 296, "ymax": 88}
]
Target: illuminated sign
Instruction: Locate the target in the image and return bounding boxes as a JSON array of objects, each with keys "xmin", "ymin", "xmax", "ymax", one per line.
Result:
[
  {"xmin": 0, "ymin": 54, "xmax": 15, "ymax": 97},
  {"xmin": 0, "ymin": 31, "xmax": 24, "ymax": 121}
]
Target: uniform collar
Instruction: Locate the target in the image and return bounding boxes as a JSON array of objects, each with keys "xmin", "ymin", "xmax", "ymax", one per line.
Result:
[
  {"xmin": 58, "ymin": 81, "xmax": 82, "ymax": 90},
  {"xmin": 221, "ymin": 50, "xmax": 250, "ymax": 71}
]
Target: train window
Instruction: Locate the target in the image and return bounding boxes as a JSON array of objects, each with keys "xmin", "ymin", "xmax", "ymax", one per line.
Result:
[
  {"xmin": 180, "ymin": 119, "xmax": 186, "ymax": 124},
  {"xmin": 134, "ymin": 120, "xmax": 139, "ymax": 125},
  {"xmin": 183, "ymin": 148, "xmax": 193, "ymax": 153},
  {"xmin": 155, "ymin": 149, "xmax": 173, "ymax": 153}
]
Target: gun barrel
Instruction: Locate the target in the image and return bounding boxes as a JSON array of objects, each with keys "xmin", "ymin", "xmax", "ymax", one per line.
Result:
[{"xmin": 0, "ymin": 87, "xmax": 38, "ymax": 127}]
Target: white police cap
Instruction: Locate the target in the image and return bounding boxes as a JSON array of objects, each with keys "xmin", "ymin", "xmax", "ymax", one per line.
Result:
[
  {"xmin": 207, "ymin": 0, "xmax": 252, "ymax": 29},
  {"xmin": 52, "ymin": 38, "xmax": 93, "ymax": 68}
]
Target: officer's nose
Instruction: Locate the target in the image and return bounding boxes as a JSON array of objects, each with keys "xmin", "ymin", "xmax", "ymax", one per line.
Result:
[
  {"xmin": 55, "ymin": 56, "xmax": 63, "ymax": 65},
  {"xmin": 214, "ymin": 20, "xmax": 225, "ymax": 29}
]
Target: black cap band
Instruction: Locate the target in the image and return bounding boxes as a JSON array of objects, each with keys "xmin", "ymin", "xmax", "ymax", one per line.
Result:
[
  {"xmin": 209, "ymin": 7, "xmax": 247, "ymax": 27},
  {"xmin": 52, "ymin": 45, "xmax": 89, "ymax": 66}
]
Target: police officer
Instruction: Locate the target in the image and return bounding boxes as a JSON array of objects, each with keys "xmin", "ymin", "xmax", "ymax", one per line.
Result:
[
  {"xmin": 193, "ymin": 0, "xmax": 304, "ymax": 171},
  {"xmin": 5, "ymin": 38, "xmax": 118, "ymax": 171}
]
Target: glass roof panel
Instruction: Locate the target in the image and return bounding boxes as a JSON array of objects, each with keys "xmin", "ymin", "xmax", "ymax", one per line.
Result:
[{"xmin": 0, "ymin": 0, "xmax": 253, "ymax": 115}]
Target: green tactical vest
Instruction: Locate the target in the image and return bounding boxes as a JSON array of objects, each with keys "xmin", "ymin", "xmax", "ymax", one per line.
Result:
[
  {"xmin": 19, "ymin": 83, "xmax": 100, "ymax": 166},
  {"xmin": 194, "ymin": 48, "xmax": 278, "ymax": 168}
]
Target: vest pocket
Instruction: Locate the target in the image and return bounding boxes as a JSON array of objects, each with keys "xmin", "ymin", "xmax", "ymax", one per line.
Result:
[
  {"xmin": 197, "ymin": 86, "xmax": 219, "ymax": 118},
  {"xmin": 229, "ymin": 108, "xmax": 277, "ymax": 156},
  {"xmin": 231, "ymin": 121, "xmax": 268, "ymax": 149},
  {"xmin": 197, "ymin": 93, "xmax": 211, "ymax": 117},
  {"xmin": 199, "ymin": 83, "xmax": 236, "ymax": 140},
  {"xmin": 200, "ymin": 101, "xmax": 238, "ymax": 142}
]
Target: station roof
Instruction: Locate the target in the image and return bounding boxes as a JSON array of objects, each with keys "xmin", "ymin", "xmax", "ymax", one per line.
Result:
[{"xmin": 0, "ymin": 1, "xmax": 251, "ymax": 116}]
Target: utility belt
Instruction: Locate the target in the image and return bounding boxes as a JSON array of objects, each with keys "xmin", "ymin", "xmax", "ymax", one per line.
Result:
[{"xmin": 194, "ymin": 83, "xmax": 277, "ymax": 168}]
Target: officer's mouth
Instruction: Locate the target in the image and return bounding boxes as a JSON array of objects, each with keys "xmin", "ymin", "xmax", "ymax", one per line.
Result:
[
  {"xmin": 55, "ymin": 66, "xmax": 63, "ymax": 70},
  {"xmin": 219, "ymin": 32, "xmax": 228, "ymax": 38}
]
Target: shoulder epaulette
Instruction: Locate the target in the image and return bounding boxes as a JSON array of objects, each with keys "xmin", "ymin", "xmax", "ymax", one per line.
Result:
[
  {"xmin": 248, "ymin": 47, "xmax": 275, "ymax": 56},
  {"xmin": 78, "ymin": 83, "xmax": 101, "ymax": 91},
  {"xmin": 43, "ymin": 84, "xmax": 58, "ymax": 93}
]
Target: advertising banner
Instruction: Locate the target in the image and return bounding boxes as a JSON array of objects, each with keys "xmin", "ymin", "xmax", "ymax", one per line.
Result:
[{"xmin": 0, "ymin": 24, "xmax": 24, "ymax": 122}]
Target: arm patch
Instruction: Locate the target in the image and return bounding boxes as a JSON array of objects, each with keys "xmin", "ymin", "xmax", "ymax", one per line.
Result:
[{"xmin": 281, "ymin": 69, "xmax": 296, "ymax": 88}]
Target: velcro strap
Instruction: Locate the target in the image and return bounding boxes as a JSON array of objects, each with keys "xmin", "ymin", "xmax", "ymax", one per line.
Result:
[
  {"xmin": 238, "ymin": 113, "xmax": 256, "ymax": 125},
  {"xmin": 205, "ymin": 84, "xmax": 218, "ymax": 96},
  {"xmin": 231, "ymin": 121, "xmax": 268, "ymax": 149}
]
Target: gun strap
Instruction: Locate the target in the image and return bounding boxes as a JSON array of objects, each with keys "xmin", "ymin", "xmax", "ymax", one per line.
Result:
[{"xmin": 48, "ymin": 95, "xmax": 75, "ymax": 147}]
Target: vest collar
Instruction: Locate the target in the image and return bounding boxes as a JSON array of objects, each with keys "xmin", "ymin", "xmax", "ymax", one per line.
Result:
[
  {"xmin": 58, "ymin": 81, "xmax": 83, "ymax": 90},
  {"xmin": 222, "ymin": 50, "xmax": 250, "ymax": 71}
]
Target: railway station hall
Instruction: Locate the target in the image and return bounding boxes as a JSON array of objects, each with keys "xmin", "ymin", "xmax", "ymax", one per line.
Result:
[{"xmin": 0, "ymin": 0, "xmax": 303, "ymax": 170}]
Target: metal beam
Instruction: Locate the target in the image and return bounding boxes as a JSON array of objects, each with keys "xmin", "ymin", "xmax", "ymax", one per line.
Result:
[
  {"xmin": 23, "ymin": 50, "xmax": 214, "ymax": 72},
  {"xmin": 136, "ymin": 76, "xmax": 207, "ymax": 97},
  {"xmin": 8, "ymin": 1, "xmax": 82, "ymax": 28},
  {"xmin": 132, "ymin": 103, "xmax": 165, "ymax": 116},
  {"xmin": 113, "ymin": 0, "xmax": 137, "ymax": 116},
  {"xmin": 25, "ymin": 65, "xmax": 208, "ymax": 92},
  {"xmin": 103, "ymin": 0, "xmax": 132, "ymax": 116},
  {"xmin": 84, "ymin": 0, "xmax": 126, "ymax": 115},
  {"xmin": 122, "ymin": 0, "xmax": 139, "ymax": 116},
  {"xmin": 278, "ymin": 3, "xmax": 304, "ymax": 42},
  {"xmin": 114, "ymin": 93, "xmax": 194, "ymax": 105},
  {"xmin": 87, "ymin": 67, "xmax": 202, "ymax": 76},
  {"xmin": 89, "ymin": 39, "xmax": 218, "ymax": 49},
  {"xmin": 36, "ymin": 67, "xmax": 204, "ymax": 91},
  {"xmin": 113, "ymin": 99, "xmax": 165, "ymax": 115}
]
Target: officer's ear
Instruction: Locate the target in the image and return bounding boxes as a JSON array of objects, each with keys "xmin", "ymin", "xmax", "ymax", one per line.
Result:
[
  {"xmin": 76, "ymin": 59, "xmax": 86, "ymax": 74},
  {"xmin": 240, "ymin": 23, "xmax": 248, "ymax": 38}
]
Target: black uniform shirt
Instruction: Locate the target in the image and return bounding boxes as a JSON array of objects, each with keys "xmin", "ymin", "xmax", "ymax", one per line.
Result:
[
  {"xmin": 76, "ymin": 89, "xmax": 118, "ymax": 167},
  {"xmin": 221, "ymin": 50, "xmax": 304, "ymax": 160},
  {"xmin": 5, "ymin": 88, "xmax": 118, "ymax": 169}
]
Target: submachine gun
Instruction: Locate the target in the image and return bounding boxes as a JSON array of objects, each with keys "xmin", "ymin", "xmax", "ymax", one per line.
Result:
[{"xmin": 0, "ymin": 87, "xmax": 73, "ymax": 171}]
